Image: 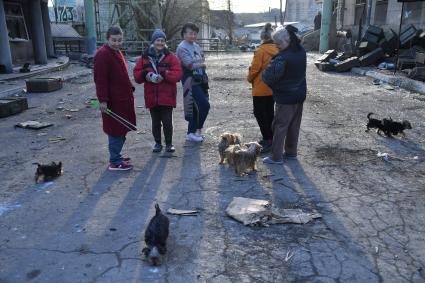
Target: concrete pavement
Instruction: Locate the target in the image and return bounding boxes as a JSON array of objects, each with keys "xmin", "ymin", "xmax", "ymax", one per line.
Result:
[{"xmin": 0, "ymin": 53, "xmax": 424, "ymax": 283}]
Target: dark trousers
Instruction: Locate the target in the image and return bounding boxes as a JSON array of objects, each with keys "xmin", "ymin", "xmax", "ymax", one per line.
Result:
[
  {"xmin": 108, "ymin": 135, "xmax": 126, "ymax": 165},
  {"xmin": 188, "ymin": 84, "xmax": 210, "ymax": 134},
  {"xmin": 150, "ymin": 106, "xmax": 173, "ymax": 145},
  {"xmin": 271, "ymin": 103, "xmax": 303, "ymax": 160},
  {"xmin": 253, "ymin": 96, "xmax": 274, "ymax": 141}
]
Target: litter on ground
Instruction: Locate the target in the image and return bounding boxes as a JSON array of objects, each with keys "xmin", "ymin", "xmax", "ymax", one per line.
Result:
[
  {"xmin": 15, "ymin": 121, "xmax": 53, "ymax": 130},
  {"xmin": 167, "ymin": 208, "xmax": 199, "ymax": 216},
  {"xmin": 225, "ymin": 197, "xmax": 321, "ymax": 226}
]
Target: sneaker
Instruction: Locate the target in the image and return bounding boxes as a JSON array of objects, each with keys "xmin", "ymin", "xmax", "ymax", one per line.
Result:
[
  {"xmin": 165, "ymin": 144, "xmax": 175, "ymax": 152},
  {"xmin": 195, "ymin": 129, "xmax": 204, "ymax": 138},
  {"xmin": 186, "ymin": 133, "xmax": 203, "ymax": 142},
  {"xmin": 152, "ymin": 143, "xmax": 163, "ymax": 153},
  {"xmin": 282, "ymin": 153, "xmax": 297, "ymax": 160},
  {"xmin": 262, "ymin": 157, "xmax": 283, "ymax": 164},
  {"xmin": 122, "ymin": 157, "xmax": 131, "ymax": 162},
  {"xmin": 108, "ymin": 161, "xmax": 133, "ymax": 171}
]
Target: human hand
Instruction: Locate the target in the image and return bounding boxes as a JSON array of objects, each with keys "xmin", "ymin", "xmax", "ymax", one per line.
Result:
[
  {"xmin": 200, "ymin": 63, "xmax": 207, "ymax": 68},
  {"xmin": 100, "ymin": 102, "xmax": 108, "ymax": 113},
  {"xmin": 156, "ymin": 74, "xmax": 164, "ymax": 83},
  {"xmin": 145, "ymin": 72, "xmax": 152, "ymax": 82}
]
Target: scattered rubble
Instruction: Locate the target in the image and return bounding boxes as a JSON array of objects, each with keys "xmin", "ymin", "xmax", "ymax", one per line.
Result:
[
  {"xmin": 226, "ymin": 197, "xmax": 322, "ymax": 226},
  {"xmin": 315, "ymin": 24, "xmax": 425, "ymax": 82},
  {"xmin": 167, "ymin": 208, "xmax": 199, "ymax": 216},
  {"xmin": 15, "ymin": 121, "xmax": 53, "ymax": 130}
]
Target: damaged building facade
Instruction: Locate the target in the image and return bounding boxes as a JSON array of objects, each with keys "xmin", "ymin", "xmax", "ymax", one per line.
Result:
[
  {"xmin": 341, "ymin": 0, "xmax": 425, "ymax": 32},
  {"xmin": 0, "ymin": 0, "xmax": 54, "ymax": 74}
]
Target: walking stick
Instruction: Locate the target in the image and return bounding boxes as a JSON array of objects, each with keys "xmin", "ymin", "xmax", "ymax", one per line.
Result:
[{"xmin": 89, "ymin": 99, "xmax": 137, "ymax": 131}]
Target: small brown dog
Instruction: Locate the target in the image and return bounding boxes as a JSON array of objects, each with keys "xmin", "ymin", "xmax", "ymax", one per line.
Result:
[
  {"xmin": 233, "ymin": 142, "xmax": 262, "ymax": 176},
  {"xmin": 224, "ymin": 144, "xmax": 242, "ymax": 166},
  {"xmin": 218, "ymin": 132, "xmax": 242, "ymax": 164},
  {"xmin": 33, "ymin": 162, "xmax": 63, "ymax": 183}
]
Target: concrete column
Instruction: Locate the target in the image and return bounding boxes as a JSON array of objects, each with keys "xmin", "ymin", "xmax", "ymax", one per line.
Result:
[
  {"xmin": 30, "ymin": 0, "xmax": 47, "ymax": 64},
  {"xmin": 0, "ymin": 0, "xmax": 13, "ymax": 73},
  {"xmin": 84, "ymin": 0, "xmax": 97, "ymax": 55},
  {"xmin": 319, "ymin": 0, "xmax": 333, "ymax": 53},
  {"xmin": 41, "ymin": 0, "xmax": 54, "ymax": 57}
]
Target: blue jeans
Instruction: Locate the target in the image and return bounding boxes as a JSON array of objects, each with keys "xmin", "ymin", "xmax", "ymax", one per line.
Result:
[
  {"xmin": 188, "ymin": 84, "xmax": 210, "ymax": 134},
  {"xmin": 108, "ymin": 135, "xmax": 126, "ymax": 165}
]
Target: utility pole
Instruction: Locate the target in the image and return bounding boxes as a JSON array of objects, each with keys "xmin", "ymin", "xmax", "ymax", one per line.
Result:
[
  {"xmin": 280, "ymin": 0, "xmax": 283, "ymax": 25},
  {"xmin": 227, "ymin": 0, "xmax": 233, "ymax": 45},
  {"xmin": 84, "ymin": 0, "xmax": 97, "ymax": 55},
  {"xmin": 319, "ymin": 0, "xmax": 333, "ymax": 53},
  {"xmin": 366, "ymin": 0, "xmax": 373, "ymax": 26}
]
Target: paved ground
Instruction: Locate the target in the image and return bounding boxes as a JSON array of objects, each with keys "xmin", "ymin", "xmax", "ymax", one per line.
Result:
[{"xmin": 0, "ymin": 53, "xmax": 424, "ymax": 283}]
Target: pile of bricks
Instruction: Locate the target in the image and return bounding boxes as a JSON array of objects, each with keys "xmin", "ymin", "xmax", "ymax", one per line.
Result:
[{"xmin": 315, "ymin": 24, "xmax": 425, "ymax": 81}]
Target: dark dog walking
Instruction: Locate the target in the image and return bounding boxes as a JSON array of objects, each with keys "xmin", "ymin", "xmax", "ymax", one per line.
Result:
[
  {"xmin": 142, "ymin": 204, "xmax": 170, "ymax": 266},
  {"xmin": 383, "ymin": 118, "xmax": 412, "ymax": 138},
  {"xmin": 366, "ymin": 112, "xmax": 385, "ymax": 134},
  {"xmin": 33, "ymin": 162, "xmax": 63, "ymax": 183}
]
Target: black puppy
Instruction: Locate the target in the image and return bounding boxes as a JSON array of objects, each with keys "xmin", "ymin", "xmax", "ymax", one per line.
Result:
[
  {"xmin": 142, "ymin": 204, "xmax": 169, "ymax": 266},
  {"xmin": 366, "ymin": 112, "xmax": 386, "ymax": 135},
  {"xmin": 383, "ymin": 118, "xmax": 412, "ymax": 138},
  {"xmin": 33, "ymin": 162, "xmax": 63, "ymax": 183}
]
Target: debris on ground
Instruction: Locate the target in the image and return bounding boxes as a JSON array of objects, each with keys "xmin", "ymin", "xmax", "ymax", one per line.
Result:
[
  {"xmin": 315, "ymin": 24, "xmax": 425, "ymax": 82},
  {"xmin": 226, "ymin": 197, "xmax": 322, "ymax": 226},
  {"xmin": 48, "ymin": 136, "xmax": 66, "ymax": 143},
  {"xmin": 167, "ymin": 208, "xmax": 199, "ymax": 216},
  {"xmin": 377, "ymin": 152, "xmax": 389, "ymax": 162},
  {"xmin": 15, "ymin": 121, "xmax": 53, "ymax": 130},
  {"xmin": 0, "ymin": 97, "xmax": 28, "ymax": 118}
]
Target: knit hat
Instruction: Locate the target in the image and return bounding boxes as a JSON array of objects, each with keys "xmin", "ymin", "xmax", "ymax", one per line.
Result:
[
  {"xmin": 151, "ymin": 29, "xmax": 166, "ymax": 43},
  {"xmin": 261, "ymin": 23, "xmax": 273, "ymax": 41}
]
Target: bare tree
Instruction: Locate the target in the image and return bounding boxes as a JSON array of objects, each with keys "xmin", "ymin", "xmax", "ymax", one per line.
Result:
[{"xmin": 131, "ymin": 0, "xmax": 209, "ymax": 41}]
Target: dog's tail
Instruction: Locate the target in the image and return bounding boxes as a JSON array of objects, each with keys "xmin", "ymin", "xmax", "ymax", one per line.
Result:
[
  {"xmin": 367, "ymin": 112, "xmax": 374, "ymax": 119},
  {"xmin": 155, "ymin": 203, "xmax": 161, "ymax": 215}
]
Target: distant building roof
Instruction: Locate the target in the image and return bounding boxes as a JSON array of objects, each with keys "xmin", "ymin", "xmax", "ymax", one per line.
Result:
[
  {"xmin": 51, "ymin": 23, "xmax": 83, "ymax": 40},
  {"xmin": 244, "ymin": 22, "xmax": 298, "ymax": 28}
]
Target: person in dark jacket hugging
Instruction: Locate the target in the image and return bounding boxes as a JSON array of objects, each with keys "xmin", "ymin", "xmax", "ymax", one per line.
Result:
[
  {"xmin": 262, "ymin": 25, "xmax": 307, "ymax": 164},
  {"xmin": 134, "ymin": 30, "xmax": 183, "ymax": 153}
]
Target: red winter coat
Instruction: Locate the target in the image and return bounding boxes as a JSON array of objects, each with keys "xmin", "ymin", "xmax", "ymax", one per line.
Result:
[
  {"xmin": 93, "ymin": 45, "xmax": 136, "ymax": 136},
  {"xmin": 133, "ymin": 48, "xmax": 183, "ymax": 109}
]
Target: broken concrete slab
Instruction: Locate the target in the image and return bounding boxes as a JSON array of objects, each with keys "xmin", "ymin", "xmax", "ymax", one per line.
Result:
[
  {"xmin": 359, "ymin": 48, "xmax": 384, "ymax": 67},
  {"xmin": 225, "ymin": 197, "xmax": 322, "ymax": 226},
  {"xmin": 317, "ymin": 50, "xmax": 338, "ymax": 62},
  {"xmin": 25, "ymin": 78, "xmax": 63, "ymax": 93},
  {"xmin": 335, "ymin": 57, "xmax": 360, "ymax": 72},
  {"xmin": 0, "ymin": 96, "xmax": 28, "ymax": 118},
  {"xmin": 400, "ymin": 24, "xmax": 419, "ymax": 47},
  {"xmin": 15, "ymin": 121, "xmax": 53, "ymax": 130}
]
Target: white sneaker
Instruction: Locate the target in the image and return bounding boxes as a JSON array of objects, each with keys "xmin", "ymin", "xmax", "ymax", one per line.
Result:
[
  {"xmin": 186, "ymin": 133, "xmax": 203, "ymax": 142},
  {"xmin": 195, "ymin": 129, "xmax": 204, "ymax": 138}
]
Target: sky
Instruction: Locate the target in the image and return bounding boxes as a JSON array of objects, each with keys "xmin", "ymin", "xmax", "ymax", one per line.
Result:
[{"xmin": 209, "ymin": 0, "xmax": 284, "ymax": 13}]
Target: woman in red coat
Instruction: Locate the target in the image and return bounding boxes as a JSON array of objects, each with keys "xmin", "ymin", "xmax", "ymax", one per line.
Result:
[
  {"xmin": 93, "ymin": 26, "xmax": 136, "ymax": 171},
  {"xmin": 133, "ymin": 30, "xmax": 183, "ymax": 153}
]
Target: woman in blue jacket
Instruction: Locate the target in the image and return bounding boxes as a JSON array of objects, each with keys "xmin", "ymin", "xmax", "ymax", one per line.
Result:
[{"xmin": 262, "ymin": 25, "xmax": 307, "ymax": 164}]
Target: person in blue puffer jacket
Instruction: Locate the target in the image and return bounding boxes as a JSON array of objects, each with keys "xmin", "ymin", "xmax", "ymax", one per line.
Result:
[{"xmin": 262, "ymin": 25, "xmax": 307, "ymax": 164}]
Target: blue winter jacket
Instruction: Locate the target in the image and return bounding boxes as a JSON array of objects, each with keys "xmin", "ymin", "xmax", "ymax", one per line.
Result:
[{"xmin": 262, "ymin": 46, "xmax": 307, "ymax": 104}]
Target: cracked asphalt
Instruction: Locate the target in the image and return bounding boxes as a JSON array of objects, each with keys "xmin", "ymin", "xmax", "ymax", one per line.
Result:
[{"xmin": 0, "ymin": 53, "xmax": 424, "ymax": 283}]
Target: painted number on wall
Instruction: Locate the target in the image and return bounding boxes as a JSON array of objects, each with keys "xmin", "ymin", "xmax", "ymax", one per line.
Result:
[{"xmin": 56, "ymin": 6, "xmax": 76, "ymax": 22}]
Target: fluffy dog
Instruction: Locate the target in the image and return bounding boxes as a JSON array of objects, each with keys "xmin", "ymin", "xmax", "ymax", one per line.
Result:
[
  {"xmin": 383, "ymin": 118, "xmax": 412, "ymax": 138},
  {"xmin": 33, "ymin": 162, "xmax": 63, "ymax": 183},
  {"xmin": 233, "ymin": 142, "xmax": 262, "ymax": 176},
  {"xmin": 366, "ymin": 112, "xmax": 386, "ymax": 134},
  {"xmin": 142, "ymin": 204, "xmax": 169, "ymax": 266},
  {"xmin": 223, "ymin": 144, "xmax": 242, "ymax": 166},
  {"xmin": 218, "ymin": 132, "xmax": 242, "ymax": 164}
]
